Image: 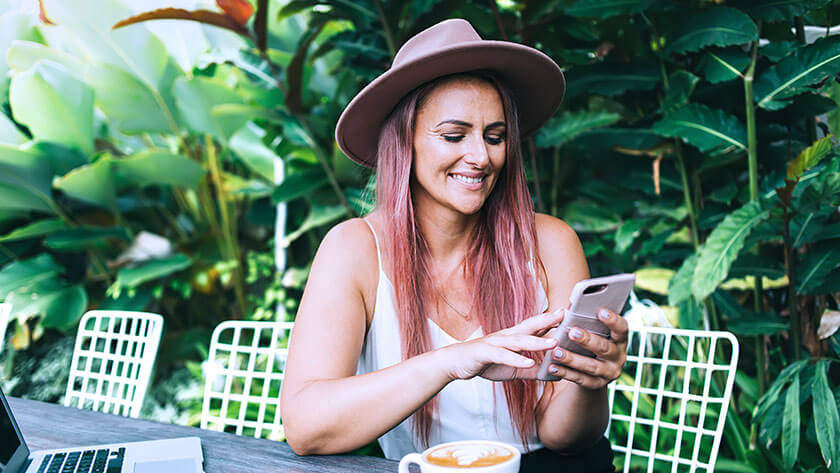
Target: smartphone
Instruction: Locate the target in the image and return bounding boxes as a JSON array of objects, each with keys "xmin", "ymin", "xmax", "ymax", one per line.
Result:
[{"xmin": 537, "ymin": 273, "xmax": 635, "ymax": 381}]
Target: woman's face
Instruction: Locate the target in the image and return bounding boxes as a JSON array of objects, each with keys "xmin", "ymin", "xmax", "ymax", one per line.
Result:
[{"xmin": 411, "ymin": 77, "xmax": 506, "ymax": 217}]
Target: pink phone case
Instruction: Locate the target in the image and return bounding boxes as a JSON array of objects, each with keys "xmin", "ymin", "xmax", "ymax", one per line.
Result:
[{"xmin": 537, "ymin": 273, "xmax": 635, "ymax": 381}]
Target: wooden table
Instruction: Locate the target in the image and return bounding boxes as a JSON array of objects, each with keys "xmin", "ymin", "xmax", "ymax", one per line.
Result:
[{"xmin": 9, "ymin": 397, "xmax": 399, "ymax": 473}]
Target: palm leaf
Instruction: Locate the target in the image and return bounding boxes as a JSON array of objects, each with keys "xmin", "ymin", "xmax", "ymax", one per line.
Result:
[
  {"xmin": 787, "ymin": 135, "xmax": 835, "ymax": 181},
  {"xmin": 665, "ymin": 7, "xmax": 757, "ymax": 56},
  {"xmin": 698, "ymin": 48, "xmax": 750, "ymax": 83},
  {"xmin": 564, "ymin": 63, "xmax": 659, "ymax": 99},
  {"xmin": 692, "ymin": 200, "xmax": 770, "ymax": 301},
  {"xmin": 535, "ymin": 111, "xmax": 621, "ymax": 148},
  {"xmin": 782, "ymin": 375, "xmax": 800, "ymax": 471},
  {"xmin": 668, "ymin": 253, "xmax": 697, "ymax": 306},
  {"xmin": 795, "ymin": 241, "xmax": 840, "ymax": 294},
  {"xmin": 755, "ymin": 36, "xmax": 840, "ymax": 111},
  {"xmin": 652, "ymin": 103, "xmax": 747, "ymax": 153}
]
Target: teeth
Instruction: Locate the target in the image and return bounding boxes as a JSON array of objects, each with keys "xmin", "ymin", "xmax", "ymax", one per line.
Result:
[{"xmin": 451, "ymin": 174, "xmax": 483, "ymax": 184}]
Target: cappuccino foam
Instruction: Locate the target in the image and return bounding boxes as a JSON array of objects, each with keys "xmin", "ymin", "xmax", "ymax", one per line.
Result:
[{"xmin": 425, "ymin": 443, "xmax": 514, "ymax": 468}]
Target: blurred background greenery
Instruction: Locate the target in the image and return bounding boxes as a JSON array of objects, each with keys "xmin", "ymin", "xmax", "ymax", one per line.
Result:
[{"xmin": 0, "ymin": 0, "xmax": 838, "ymax": 471}]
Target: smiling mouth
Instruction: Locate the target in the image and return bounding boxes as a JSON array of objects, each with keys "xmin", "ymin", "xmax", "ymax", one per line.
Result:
[{"xmin": 449, "ymin": 174, "xmax": 486, "ymax": 185}]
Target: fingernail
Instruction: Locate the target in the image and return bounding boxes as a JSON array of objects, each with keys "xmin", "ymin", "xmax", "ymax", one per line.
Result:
[
  {"xmin": 549, "ymin": 365, "xmax": 559, "ymax": 374},
  {"xmin": 553, "ymin": 348, "xmax": 564, "ymax": 359},
  {"xmin": 569, "ymin": 328, "xmax": 582, "ymax": 340},
  {"xmin": 598, "ymin": 309, "xmax": 610, "ymax": 321}
]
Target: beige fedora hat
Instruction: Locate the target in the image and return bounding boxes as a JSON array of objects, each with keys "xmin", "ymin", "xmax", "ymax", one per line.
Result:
[{"xmin": 335, "ymin": 18, "xmax": 566, "ymax": 168}]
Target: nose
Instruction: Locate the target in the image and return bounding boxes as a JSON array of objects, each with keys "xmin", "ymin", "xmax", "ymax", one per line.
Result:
[{"xmin": 462, "ymin": 134, "xmax": 491, "ymax": 168}]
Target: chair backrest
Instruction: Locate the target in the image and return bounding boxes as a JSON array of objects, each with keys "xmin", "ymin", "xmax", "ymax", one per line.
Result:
[
  {"xmin": 64, "ymin": 310, "xmax": 164, "ymax": 418},
  {"xmin": 200, "ymin": 320, "xmax": 294, "ymax": 440},
  {"xmin": 607, "ymin": 327, "xmax": 739, "ymax": 473},
  {"xmin": 0, "ymin": 303, "xmax": 10, "ymax": 353}
]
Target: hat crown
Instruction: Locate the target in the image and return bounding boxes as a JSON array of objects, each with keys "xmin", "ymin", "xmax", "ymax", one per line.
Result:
[{"xmin": 393, "ymin": 19, "xmax": 482, "ymax": 67}]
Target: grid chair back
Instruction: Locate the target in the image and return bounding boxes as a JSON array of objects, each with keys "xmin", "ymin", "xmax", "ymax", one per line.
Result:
[
  {"xmin": 201, "ymin": 320, "xmax": 294, "ymax": 440},
  {"xmin": 606, "ymin": 327, "xmax": 739, "ymax": 473},
  {"xmin": 64, "ymin": 310, "xmax": 163, "ymax": 418},
  {"xmin": 0, "ymin": 303, "xmax": 10, "ymax": 353}
]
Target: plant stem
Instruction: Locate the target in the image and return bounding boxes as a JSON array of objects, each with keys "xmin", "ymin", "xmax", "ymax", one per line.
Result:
[
  {"xmin": 675, "ymin": 143, "xmax": 699, "ymax": 249},
  {"xmin": 293, "ymin": 114, "xmax": 355, "ymax": 216},
  {"xmin": 374, "ymin": 0, "xmax": 396, "ymax": 57},
  {"xmin": 206, "ymin": 136, "xmax": 248, "ymax": 317},
  {"xmin": 782, "ymin": 205, "xmax": 801, "ymax": 360},
  {"xmin": 488, "ymin": 0, "xmax": 508, "ymax": 40},
  {"xmin": 795, "ymin": 16, "xmax": 818, "ymax": 144}
]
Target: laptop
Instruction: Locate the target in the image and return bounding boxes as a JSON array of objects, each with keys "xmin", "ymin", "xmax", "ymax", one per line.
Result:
[{"xmin": 0, "ymin": 386, "xmax": 204, "ymax": 473}]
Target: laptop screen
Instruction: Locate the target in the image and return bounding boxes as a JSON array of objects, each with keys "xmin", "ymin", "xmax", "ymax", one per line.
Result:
[
  {"xmin": 0, "ymin": 397, "xmax": 21, "ymax": 469},
  {"xmin": 0, "ymin": 386, "xmax": 28, "ymax": 472}
]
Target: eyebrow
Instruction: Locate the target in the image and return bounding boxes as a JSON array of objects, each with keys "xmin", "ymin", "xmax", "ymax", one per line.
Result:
[{"xmin": 435, "ymin": 119, "xmax": 506, "ymax": 129}]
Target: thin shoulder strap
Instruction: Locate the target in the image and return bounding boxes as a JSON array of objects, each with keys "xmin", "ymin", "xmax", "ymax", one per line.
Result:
[{"xmin": 361, "ymin": 217, "xmax": 383, "ymax": 272}]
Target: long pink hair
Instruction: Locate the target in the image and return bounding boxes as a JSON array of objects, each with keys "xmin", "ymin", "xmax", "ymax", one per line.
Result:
[{"xmin": 375, "ymin": 72, "xmax": 542, "ymax": 449}]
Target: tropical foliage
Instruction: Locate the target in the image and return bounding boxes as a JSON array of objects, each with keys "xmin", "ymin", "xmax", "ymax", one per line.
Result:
[{"xmin": 0, "ymin": 0, "xmax": 838, "ymax": 471}]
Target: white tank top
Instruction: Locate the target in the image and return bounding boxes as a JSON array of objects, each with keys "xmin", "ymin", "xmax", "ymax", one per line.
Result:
[{"xmin": 356, "ymin": 219, "xmax": 548, "ymax": 460}]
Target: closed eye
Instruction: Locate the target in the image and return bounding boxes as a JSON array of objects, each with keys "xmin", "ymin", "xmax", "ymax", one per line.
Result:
[
  {"xmin": 443, "ymin": 135, "xmax": 464, "ymax": 143},
  {"xmin": 485, "ymin": 135, "xmax": 504, "ymax": 145}
]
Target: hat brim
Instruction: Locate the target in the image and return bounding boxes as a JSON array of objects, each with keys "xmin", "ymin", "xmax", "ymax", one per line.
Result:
[{"xmin": 335, "ymin": 40, "xmax": 565, "ymax": 168}]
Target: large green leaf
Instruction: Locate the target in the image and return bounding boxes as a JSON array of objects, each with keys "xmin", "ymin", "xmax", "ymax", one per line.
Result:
[
  {"xmin": 0, "ymin": 145, "xmax": 53, "ymax": 197},
  {"xmin": 570, "ymin": 128, "xmax": 664, "ymax": 152},
  {"xmin": 280, "ymin": 205, "xmax": 347, "ymax": 248},
  {"xmin": 813, "ymin": 360, "xmax": 840, "ymax": 473},
  {"xmin": 565, "ymin": 0, "xmax": 654, "ymax": 19},
  {"xmin": 787, "ymin": 135, "xmax": 834, "ymax": 181},
  {"xmin": 692, "ymin": 200, "xmax": 770, "ymax": 301},
  {"xmin": 45, "ymin": 227, "xmax": 131, "ymax": 251},
  {"xmin": 8, "ymin": 60, "xmax": 94, "ymax": 154},
  {"xmin": 669, "ymin": 253, "xmax": 697, "ymax": 306},
  {"xmin": 782, "ymin": 375, "xmax": 800, "ymax": 471},
  {"xmin": 6, "ymin": 280, "xmax": 87, "ymax": 330},
  {"xmin": 698, "ymin": 48, "xmax": 751, "ymax": 84},
  {"xmin": 230, "ymin": 122, "xmax": 278, "ymax": 181},
  {"xmin": 114, "ymin": 151, "xmax": 206, "ymax": 190},
  {"xmin": 614, "ymin": 218, "xmax": 646, "ymax": 253},
  {"xmin": 561, "ymin": 199, "xmax": 621, "ymax": 233},
  {"xmin": 535, "ymin": 111, "xmax": 621, "ymax": 148},
  {"xmin": 0, "ymin": 219, "xmax": 68, "ymax": 243},
  {"xmin": 6, "ymin": 40, "xmax": 83, "ymax": 78},
  {"xmin": 796, "ymin": 241, "xmax": 840, "ymax": 294},
  {"xmin": 665, "ymin": 7, "xmax": 758, "ymax": 56},
  {"xmin": 726, "ymin": 312, "xmax": 789, "ymax": 336},
  {"xmin": 737, "ymin": 0, "xmax": 832, "ymax": 22},
  {"xmin": 54, "ymin": 158, "xmax": 117, "ymax": 211},
  {"xmin": 85, "ymin": 61, "xmax": 174, "ymax": 134},
  {"xmin": 659, "ymin": 71, "xmax": 698, "ymax": 115},
  {"xmin": 173, "ymin": 76, "xmax": 247, "ymax": 140},
  {"xmin": 272, "ymin": 169, "xmax": 328, "ymax": 204},
  {"xmin": 0, "ymin": 254, "xmax": 63, "ymax": 295},
  {"xmin": 729, "ymin": 253, "xmax": 786, "ymax": 280},
  {"xmin": 755, "ymin": 36, "xmax": 840, "ymax": 111},
  {"xmin": 0, "ymin": 11, "xmax": 38, "ymax": 97},
  {"xmin": 116, "ymin": 253, "xmax": 192, "ymax": 288},
  {"xmin": 652, "ymin": 103, "xmax": 747, "ymax": 153},
  {"xmin": 565, "ymin": 63, "xmax": 659, "ymax": 99},
  {"xmin": 0, "ymin": 186, "xmax": 55, "ymax": 214}
]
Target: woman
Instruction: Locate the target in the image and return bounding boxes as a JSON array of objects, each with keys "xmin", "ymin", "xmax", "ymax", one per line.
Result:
[{"xmin": 280, "ymin": 19, "xmax": 628, "ymax": 472}]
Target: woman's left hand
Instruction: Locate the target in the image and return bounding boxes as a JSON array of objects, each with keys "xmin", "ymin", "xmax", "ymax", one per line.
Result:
[{"xmin": 546, "ymin": 308, "xmax": 628, "ymax": 390}]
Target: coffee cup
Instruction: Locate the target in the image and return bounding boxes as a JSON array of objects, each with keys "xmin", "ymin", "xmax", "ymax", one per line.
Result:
[{"xmin": 398, "ymin": 440, "xmax": 520, "ymax": 472}]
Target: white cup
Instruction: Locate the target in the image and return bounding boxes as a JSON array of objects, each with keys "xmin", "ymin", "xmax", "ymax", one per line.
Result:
[{"xmin": 398, "ymin": 440, "xmax": 521, "ymax": 472}]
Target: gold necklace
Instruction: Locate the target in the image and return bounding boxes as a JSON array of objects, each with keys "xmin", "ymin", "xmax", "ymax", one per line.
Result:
[{"xmin": 433, "ymin": 283, "xmax": 475, "ymax": 319}]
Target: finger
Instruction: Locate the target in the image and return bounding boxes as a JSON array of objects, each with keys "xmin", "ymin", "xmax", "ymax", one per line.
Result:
[
  {"xmin": 596, "ymin": 308, "xmax": 629, "ymax": 345},
  {"xmin": 546, "ymin": 364, "xmax": 608, "ymax": 390},
  {"xmin": 487, "ymin": 346, "xmax": 537, "ymax": 369},
  {"xmin": 489, "ymin": 334, "xmax": 557, "ymax": 352},
  {"xmin": 567, "ymin": 326, "xmax": 615, "ymax": 359},
  {"xmin": 550, "ymin": 348, "xmax": 622, "ymax": 381},
  {"xmin": 503, "ymin": 309, "xmax": 564, "ymax": 336}
]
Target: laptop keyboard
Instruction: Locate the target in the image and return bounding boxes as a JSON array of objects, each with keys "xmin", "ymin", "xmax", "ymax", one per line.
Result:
[{"xmin": 35, "ymin": 447, "xmax": 125, "ymax": 473}]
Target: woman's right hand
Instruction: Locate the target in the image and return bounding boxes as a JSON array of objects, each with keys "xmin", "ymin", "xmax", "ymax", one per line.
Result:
[{"xmin": 440, "ymin": 309, "xmax": 565, "ymax": 381}]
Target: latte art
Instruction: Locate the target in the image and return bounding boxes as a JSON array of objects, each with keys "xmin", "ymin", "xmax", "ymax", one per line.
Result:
[{"xmin": 425, "ymin": 443, "xmax": 514, "ymax": 468}]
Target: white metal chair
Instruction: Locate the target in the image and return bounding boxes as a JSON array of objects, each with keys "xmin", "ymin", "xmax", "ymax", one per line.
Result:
[
  {"xmin": 64, "ymin": 310, "xmax": 164, "ymax": 418},
  {"xmin": 0, "ymin": 303, "xmax": 11, "ymax": 353},
  {"xmin": 607, "ymin": 327, "xmax": 739, "ymax": 473},
  {"xmin": 200, "ymin": 320, "xmax": 294, "ymax": 440}
]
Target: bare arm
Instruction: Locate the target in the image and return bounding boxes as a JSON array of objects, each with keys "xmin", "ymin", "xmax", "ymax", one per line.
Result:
[
  {"xmin": 533, "ymin": 213, "xmax": 617, "ymax": 451},
  {"xmin": 280, "ymin": 219, "xmax": 560, "ymax": 455}
]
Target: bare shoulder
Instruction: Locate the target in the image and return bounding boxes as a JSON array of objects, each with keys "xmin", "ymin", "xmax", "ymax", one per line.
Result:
[
  {"xmin": 313, "ymin": 217, "xmax": 378, "ymax": 283},
  {"xmin": 534, "ymin": 213, "xmax": 589, "ymax": 303},
  {"xmin": 535, "ymin": 212, "xmax": 583, "ymax": 254}
]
